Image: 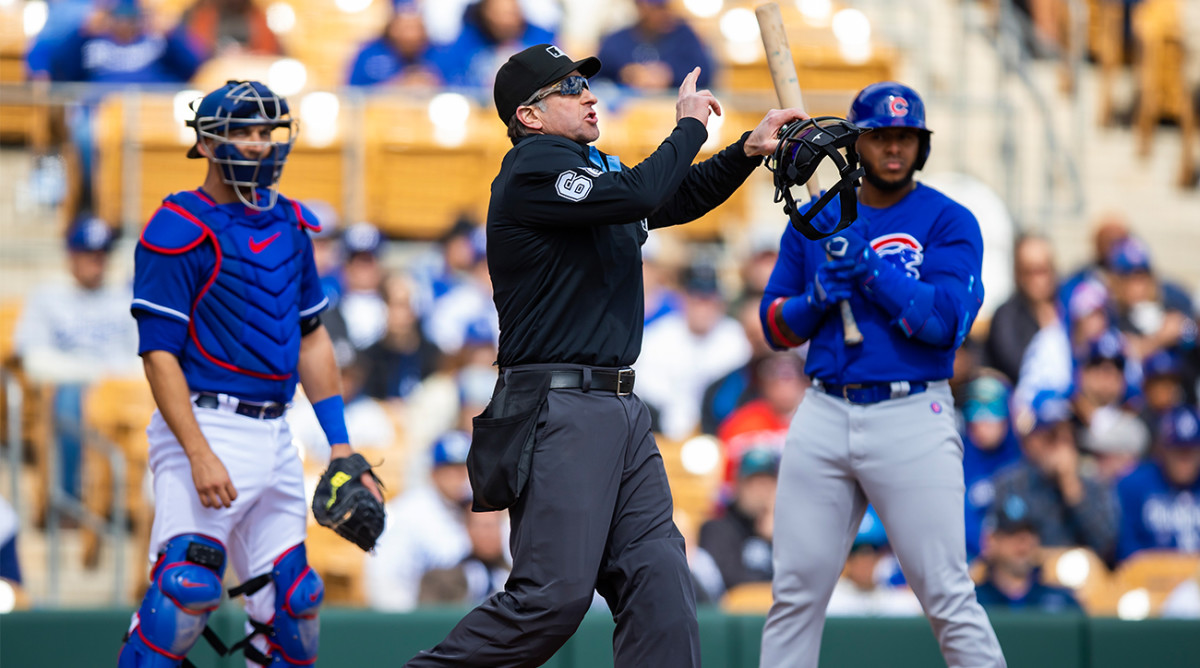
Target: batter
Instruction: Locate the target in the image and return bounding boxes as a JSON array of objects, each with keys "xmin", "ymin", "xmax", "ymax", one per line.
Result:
[{"xmin": 758, "ymin": 82, "xmax": 1006, "ymax": 668}]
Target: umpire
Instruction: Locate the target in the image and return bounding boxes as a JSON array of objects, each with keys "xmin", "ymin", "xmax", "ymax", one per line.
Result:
[{"xmin": 404, "ymin": 44, "xmax": 803, "ymax": 667}]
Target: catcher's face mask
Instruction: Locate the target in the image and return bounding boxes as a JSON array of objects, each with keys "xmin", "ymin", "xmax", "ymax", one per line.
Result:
[{"xmin": 765, "ymin": 116, "xmax": 869, "ymax": 240}]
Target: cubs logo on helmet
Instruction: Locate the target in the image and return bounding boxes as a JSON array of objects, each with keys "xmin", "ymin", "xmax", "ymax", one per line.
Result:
[
  {"xmin": 888, "ymin": 96, "xmax": 909, "ymax": 117},
  {"xmin": 871, "ymin": 233, "xmax": 924, "ymax": 279}
]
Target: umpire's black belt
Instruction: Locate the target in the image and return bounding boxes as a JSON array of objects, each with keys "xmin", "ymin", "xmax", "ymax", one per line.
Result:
[
  {"xmin": 504, "ymin": 366, "xmax": 633, "ymax": 393},
  {"xmin": 548, "ymin": 368, "xmax": 635, "ymax": 395},
  {"xmin": 814, "ymin": 379, "xmax": 926, "ymax": 405},
  {"xmin": 194, "ymin": 392, "xmax": 286, "ymax": 420}
]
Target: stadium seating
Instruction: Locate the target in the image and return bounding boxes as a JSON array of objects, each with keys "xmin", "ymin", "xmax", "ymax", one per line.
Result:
[
  {"xmin": 0, "ymin": 4, "xmax": 35, "ymax": 144},
  {"xmin": 720, "ymin": 581, "xmax": 774, "ymax": 614},
  {"xmin": 1131, "ymin": 0, "xmax": 1196, "ymax": 187},
  {"xmin": 1111, "ymin": 550, "xmax": 1200, "ymax": 616},
  {"xmin": 362, "ymin": 96, "xmax": 501, "ymax": 239},
  {"xmin": 80, "ymin": 376, "xmax": 156, "ymax": 584},
  {"xmin": 657, "ymin": 435, "xmax": 725, "ymax": 527},
  {"xmin": 1037, "ymin": 546, "xmax": 1116, "ymax": 615},
  {"xmin": 93, "ymin": 90, "xmax": 349, "ymax": 228},
  {"xmin": 0, "ymin": 299, "xmax": 53, "ymax": 530},
  {"xmin": 305, "ymin": 514, "xmax": 368, "ymax": 605}
]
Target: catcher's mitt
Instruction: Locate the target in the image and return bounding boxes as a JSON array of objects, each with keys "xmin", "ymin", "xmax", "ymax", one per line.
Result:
[{"xmin": 311, "ymin": 453, "xmax": 386, "ymax": 552}]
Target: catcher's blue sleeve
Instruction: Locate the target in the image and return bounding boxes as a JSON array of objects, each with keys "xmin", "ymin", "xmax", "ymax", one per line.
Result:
[{"xmin": 131, "ymin": 207, "xmax": 215, "ymax": 355}]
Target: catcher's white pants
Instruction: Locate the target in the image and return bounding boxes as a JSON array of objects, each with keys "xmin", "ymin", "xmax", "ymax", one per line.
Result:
[
  {"xmin": 143, "ymin": 399, "xmax": 308, "ymax": 654},
  {"xmin": 760, "ymin": 382, "xmax": 1005, "ymax": 668}
]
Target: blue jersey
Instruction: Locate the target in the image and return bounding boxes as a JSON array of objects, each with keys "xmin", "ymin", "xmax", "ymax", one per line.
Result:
[
  {"xmin": 131, "ymin": 190, "xmax": 327, "ymax": 404},
  {"xmin": 1115, "ymin": 461, "xmax": 1200, "ymax": 561},
  {"xmin": 47, "ymin": 28, "xmax": 201, "ymax": 84},
  {"xmin": 346, "ymin": 37, "xmax": 450, "ymax": 87},
  {"xmin": 763, "ymin": 184, "xmax": 984, "ymax": 383},
  {"xmin": 595, "ymin": 22, "xmax": 714, "ymax": 90}
]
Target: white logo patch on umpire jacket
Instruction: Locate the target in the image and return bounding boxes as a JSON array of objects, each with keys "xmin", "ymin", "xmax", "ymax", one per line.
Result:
[{"xmin": 555, "ymin": 170, "xmax": 593, "ymax": 202}]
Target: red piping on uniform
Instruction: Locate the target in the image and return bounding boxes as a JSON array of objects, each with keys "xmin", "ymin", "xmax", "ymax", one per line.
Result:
[
  {"xmin": 290, "ymin": 199, "xmax": 320, "ymax": 232},
  {"xmin": 135, "ymin": 625, "xmax": 187, "ymax": 660},
  {"xmin": 267, "ymin": 639, "xmax": 318, "ymax": 666},
  {"xmin": 156, "ymin": 562, "xmax": 220, "ymax": 615},
  {"xmin": 140, "ymin": 204, "xmax": 207, "ymax": 255},
  {"xmin": 283, "ymin": 566, "xmax": 319, "ymax": 619},
  {"xmin": 159, "ymin": 201, "xmax": 292, "ymax": 381},
  {"xmin": 191, "ymin": 189, "xmax": 217, "ymax": 206},
  {"xmin": 274, "ymin": 543, "xmax": 303, "ymax": 565}
]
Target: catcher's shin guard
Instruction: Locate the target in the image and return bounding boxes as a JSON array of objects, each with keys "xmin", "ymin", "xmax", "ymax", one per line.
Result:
[
  {"xmin": 119, "ymin": 534, "xmax": 228, "ymax": 667},
  {"xmin": 228, "ymin": 542, "xmax": 323, "ymax": 666}
]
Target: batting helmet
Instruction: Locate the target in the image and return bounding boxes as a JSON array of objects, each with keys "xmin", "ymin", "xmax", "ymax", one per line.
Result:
[
  {"xmin": 847, "ymin": 81, "xmax": 932, "ymax": 170},
  {"xmin": 186, "ymin": 80, "xmax": 298, "ymax": 211},
  {"xmin": 766, "ymin": 116, "xmax": 868, "ymax": 240}
]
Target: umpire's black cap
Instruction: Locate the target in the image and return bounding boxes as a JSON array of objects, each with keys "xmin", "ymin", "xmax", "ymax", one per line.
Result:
[{"xmin": 493, "ymin": 43, "xmax": 601, "ymax": 124}]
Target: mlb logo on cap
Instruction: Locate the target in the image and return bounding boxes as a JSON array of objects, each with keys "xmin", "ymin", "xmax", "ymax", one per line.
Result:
[
  {"xmin": 1159, "ymin": 405, "xmax": 1200, "ymax": 448},
  {"xmin": 67, "ymin": 215, "xmax": 115, "ymax": 253},
  {"xmin": 432, "ymin": 431, "xmax": 472, "ymax": 467}
]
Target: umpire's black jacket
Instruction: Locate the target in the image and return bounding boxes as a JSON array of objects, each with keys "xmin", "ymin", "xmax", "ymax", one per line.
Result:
[{"xmin": 489, "ymin": 116, "xmax": 763, "ymax": 368}]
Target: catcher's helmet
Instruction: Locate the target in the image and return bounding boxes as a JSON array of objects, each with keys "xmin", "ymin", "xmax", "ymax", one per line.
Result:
[
  {"xmin": 847, "ymin": 81, "xmax": 932, "ymax": 170},
  {"xmin": 186, "ymin": 80, "xmax": 298, "ymax": 211},
  {"xmin": 766, "ymin": 116, "xmax": 868, "ymax": 240}
]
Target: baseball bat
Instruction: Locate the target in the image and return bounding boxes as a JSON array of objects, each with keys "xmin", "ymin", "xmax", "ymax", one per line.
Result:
[{"xmin": 755, "ymin": 2, "xmax": 864, "ymax": 346}]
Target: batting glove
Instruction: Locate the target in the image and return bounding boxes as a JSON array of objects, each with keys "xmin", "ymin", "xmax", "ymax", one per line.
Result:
[
  {"xmin": 823, "ymin": 229, "xmax": 870, "ymax": 264},
  {"xmin": 812, "ymin": 258, "xmax": 858, "ymax": 309}
]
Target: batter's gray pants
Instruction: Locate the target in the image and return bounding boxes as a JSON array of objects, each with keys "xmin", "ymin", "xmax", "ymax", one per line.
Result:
[{"xmin": 760, "ymin": 382, "xmax": 1006, "ymax": 668}]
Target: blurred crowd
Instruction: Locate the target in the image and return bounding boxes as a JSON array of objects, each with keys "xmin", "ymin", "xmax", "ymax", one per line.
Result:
[
  {"xmin": 5, "ymin": 0, "xmax": 1199, "ymax": 619},
  {"xmin": 10, "ymin": 201, "xmax": 1200, "ymax": 618},
  {"xmin": 23, "ymin": 0, "xmax": 721, "ymax": 215}
]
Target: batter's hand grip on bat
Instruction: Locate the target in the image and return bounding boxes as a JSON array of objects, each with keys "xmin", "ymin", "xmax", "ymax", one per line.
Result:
[
  {"xmin": 756, "ymin": 1, "xmax": 864, "ymax": 346},
  {"xmin": 823, "ymin": 243, "xmax": 865, "ymax": 346}
]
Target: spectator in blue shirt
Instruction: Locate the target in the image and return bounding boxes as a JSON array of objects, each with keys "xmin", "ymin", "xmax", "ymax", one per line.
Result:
[
  {"xmin": 990, "ymin": 389, "xmax": 1119, "ymax": 561},
  {"xmin": 25, "ymin": 0, "xmax": 96, "ymax": 80},
  {"xmin": 439, "ymin": 0, "xmax": 554, "ymax": 89},
  {"xmin": 595, "ymin": 0, "xmax": 713, "ymax": 92},
  {"xmin": 1115, "ymin": 405, "xmax": 1200, "ymax": 562},
  {"xmin": 961, "ymin": 374, "xmax": 1023, "ymax": 559},
  {"xmin": 47, "ymin": 0, "xmax": 202, "ymax": 84},
  {"xmin": 348, "ymin": 0, "xmax": 450, "ymax": 88},
  {"xmin": 975, "ymin": 495, "xmax": 1084, "ymax": 613},
  {"xmin": 43, "ymin": 0, "xmax": 203, "ymax": 212}
]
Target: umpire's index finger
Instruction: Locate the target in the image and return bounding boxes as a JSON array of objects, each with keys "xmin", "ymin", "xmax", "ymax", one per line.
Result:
[{"xmin": 678, "ymin": 67, "xmax": 700, "ymax": 96}]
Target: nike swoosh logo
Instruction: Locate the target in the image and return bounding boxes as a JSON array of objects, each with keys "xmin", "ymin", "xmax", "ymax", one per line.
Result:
[
  {"xmin": 178, "ymin": 579, "xmax": 207, "ymax": 588},
  {"xmin": 249, "ymin": 232, "xmax": 281, "ymax": 254}
]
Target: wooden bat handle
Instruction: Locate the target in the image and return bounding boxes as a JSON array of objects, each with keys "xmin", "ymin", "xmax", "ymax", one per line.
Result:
[
  {"xmin": 755, "ymin": 2, "xmax": 818, "ymax": 199},
  {"xmin": 756, "ymin": 1, "xmax": 863, "ymax": 346}
]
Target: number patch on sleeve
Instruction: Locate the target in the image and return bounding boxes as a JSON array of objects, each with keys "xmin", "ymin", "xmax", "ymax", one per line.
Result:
[{"xmin": 555, "ymin": 170, "xmax": 593, "ymax": 202}]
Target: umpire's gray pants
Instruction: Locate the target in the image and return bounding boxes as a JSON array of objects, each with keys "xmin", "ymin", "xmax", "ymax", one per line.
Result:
[
  {"xmin": 405, "ymin": 382, "xmax": 700, "ymax": 668},
  {"xmin": 760, "ymin": 382, "xmax": 1006, "ymax": 668}
]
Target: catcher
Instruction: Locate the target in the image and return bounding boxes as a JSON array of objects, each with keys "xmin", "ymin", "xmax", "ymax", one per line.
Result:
[{"xmin": 120, "ymin": 80, "xmax": 383, "ymax": 668}]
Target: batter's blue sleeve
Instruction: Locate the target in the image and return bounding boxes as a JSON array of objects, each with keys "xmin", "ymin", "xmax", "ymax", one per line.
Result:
[{"xmin": 761, "ymin": 224, "xmax": 821, "ymax": 348}]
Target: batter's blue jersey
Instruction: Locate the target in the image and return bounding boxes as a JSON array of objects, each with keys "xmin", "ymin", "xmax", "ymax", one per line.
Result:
[
  {"xmin": 131, "ymin": 190, "xmax": 327, "ymax": 404},
  {"xmin": 1115, "ymin": 461, "xmax": 1200, "ymax": 562},
  {"xmin": 763, "ymin": 183, "xmax": 984, "ymax": 384}
]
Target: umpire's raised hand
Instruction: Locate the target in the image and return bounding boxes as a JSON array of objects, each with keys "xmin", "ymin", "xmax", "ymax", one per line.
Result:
[{"xmin": 675, "ymin": 67, "xmax": 722, "ymax": 124}]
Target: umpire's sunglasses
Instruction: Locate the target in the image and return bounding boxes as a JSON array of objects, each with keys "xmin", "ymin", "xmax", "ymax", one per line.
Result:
[{"xmin": 523, "ymin": 75, "xmax": 590, "ymax": 106}]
